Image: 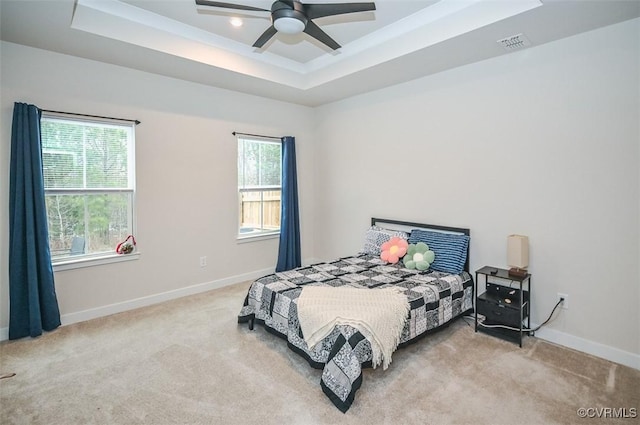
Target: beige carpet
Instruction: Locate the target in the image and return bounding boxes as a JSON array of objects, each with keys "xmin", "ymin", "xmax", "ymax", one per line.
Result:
[{"xmin": 1, "ymin": 281, "xmax": 638, "ymax": 425}]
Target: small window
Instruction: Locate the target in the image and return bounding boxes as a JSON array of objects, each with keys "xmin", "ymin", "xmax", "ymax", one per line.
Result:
[
  {"xmin": 237, "ymin": 137, "xmax": 281, "ymax": 238},
  {"xmin": 41, "ymin": 113, "xmax": 136, "ymax": 264}
]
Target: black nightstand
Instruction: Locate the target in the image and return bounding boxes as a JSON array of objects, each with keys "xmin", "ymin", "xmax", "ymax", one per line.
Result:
[{"xmin": 474, "ymin": 266, "xmax": 531, "ymax": 347}]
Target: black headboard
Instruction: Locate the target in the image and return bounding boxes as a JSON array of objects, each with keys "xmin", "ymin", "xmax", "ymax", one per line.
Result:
[{"xmin": 371, "ymin": 217, "xmax": 471, "ymax": 273}]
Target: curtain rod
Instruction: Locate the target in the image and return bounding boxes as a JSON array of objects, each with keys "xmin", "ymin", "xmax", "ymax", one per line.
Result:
[
  {"xmin": 232, "ymin": 131, "xmax": 281, "ymax": 140},
  {"xmin": 42, "ymin": 109, "xmax": 140, "ymax": 125}
]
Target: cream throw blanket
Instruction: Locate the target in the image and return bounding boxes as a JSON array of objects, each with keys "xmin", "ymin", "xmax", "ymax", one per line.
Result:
[{"xmin": 297, "ymin": 286, "xmax": 410, "ymax": 370}]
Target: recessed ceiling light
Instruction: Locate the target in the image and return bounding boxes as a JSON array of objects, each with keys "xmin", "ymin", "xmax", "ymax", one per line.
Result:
[{"xmin": 230, "ymin": 17, "xmax": 243, "ymax": 28}]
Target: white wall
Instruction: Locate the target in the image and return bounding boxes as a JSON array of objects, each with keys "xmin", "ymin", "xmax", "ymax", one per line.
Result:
[
  {"xmin": 314, "ymin": 19, "xmax": 639, "ymax": 364},
  {"xmin": 0, "ymin": 42, "xmax": 316, "ymax": 332}
]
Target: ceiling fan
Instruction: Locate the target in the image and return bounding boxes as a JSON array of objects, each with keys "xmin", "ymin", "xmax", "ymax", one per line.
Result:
[{"xmin": 195, "ymin": 0, "xmax": 376, "ymax": 50}]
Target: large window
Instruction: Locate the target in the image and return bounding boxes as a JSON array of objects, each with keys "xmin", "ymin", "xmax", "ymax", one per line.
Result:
[
  {"xmin": 237, "ymin": 137, "xmax": 281, "ymax": 238},
  {"xmin": 41, "ymin": 113, "xmax": 136, "ymax": 264}
]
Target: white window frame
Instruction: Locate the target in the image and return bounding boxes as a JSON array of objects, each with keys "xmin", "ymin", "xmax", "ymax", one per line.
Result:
[
  {"xmin": 41, "ymin": 112, "xmax": 138, "ymax": 270},
  {"xmin": 237, "ymin": 136, "xmax": 282, "ymax": 241}
]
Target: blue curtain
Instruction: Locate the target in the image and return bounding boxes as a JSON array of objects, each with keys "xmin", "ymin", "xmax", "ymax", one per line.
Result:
[
  {"xmin": 276, "ymin": 136, "xmax": 301, "ymax": 272},
  {"xmin": 9, "ymin": 102, "xmax": 61, "ymax": 339}
]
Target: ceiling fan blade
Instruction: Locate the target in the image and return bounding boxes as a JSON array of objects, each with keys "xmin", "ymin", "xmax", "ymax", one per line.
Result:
[
  {"xmin": 303, "ymin": 20, "xmax": 340, "ymax": 50},
  {"xmin": 304, "ymin": 2, "xmax": 376, "ymax": 20},
  {"xmin": 253, "ymin": 25, "xmax": 278, "ymax": 48},
  {"xmin": 195, "ymin": 0, "xmax": 269, "ymax": 12}
]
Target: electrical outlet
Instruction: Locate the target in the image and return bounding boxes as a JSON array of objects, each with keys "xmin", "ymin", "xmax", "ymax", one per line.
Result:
[
  {"xmin": 199, "ymin": 256, "xmax": 207, "ymax": 268},
  {"xmin": 558, "ymin": 293, "xmax": 569, "ymax": 310}
]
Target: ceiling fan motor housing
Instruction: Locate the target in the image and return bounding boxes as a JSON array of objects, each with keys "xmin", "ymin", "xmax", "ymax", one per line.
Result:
[{"xmin": 272, "ymin": 1, "xmax": 308, "ymax": 34}]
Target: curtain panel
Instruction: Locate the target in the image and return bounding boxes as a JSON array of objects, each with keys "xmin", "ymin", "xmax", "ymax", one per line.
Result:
[
  {"xmin": 276, "ymin": 136, "xmax": 301, "ymax": 272},
  {"xmin": 9, "ymin": 102, "xmax": 61, "ymax": 339}
]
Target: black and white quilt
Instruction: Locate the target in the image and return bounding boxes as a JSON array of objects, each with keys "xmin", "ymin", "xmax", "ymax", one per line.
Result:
[{"xmin": 238, "ymin": 254, "xmax": 473, "ymax": 412}]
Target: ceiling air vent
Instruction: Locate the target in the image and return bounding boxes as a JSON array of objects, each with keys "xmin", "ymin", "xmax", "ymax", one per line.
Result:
[{"xmin": 497, "ymin": 33, "xmax": 531, "ymax": 51}]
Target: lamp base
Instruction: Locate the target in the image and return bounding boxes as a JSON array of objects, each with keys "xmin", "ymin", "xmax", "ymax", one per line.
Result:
[{"xmin": 508, "ymin": 267, "xmax": 528, "ymax": 278}]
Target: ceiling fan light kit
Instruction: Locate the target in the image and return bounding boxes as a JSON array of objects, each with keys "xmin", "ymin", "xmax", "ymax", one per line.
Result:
[
  {"xmin": 195, "ymin": 0, "xmax": 376, "ymax": 49},
  {"xmin": 273, "ymin": 1, "xmax": 307, "ymax": 34},
  {"xmin": 274, "ymin": 18, "xmax": 306, "ymax": 34}
]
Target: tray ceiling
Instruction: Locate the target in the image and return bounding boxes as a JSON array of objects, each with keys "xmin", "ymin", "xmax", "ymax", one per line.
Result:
[{"xmin": 1, "ymin": 0, "xmax": 638, "ymax": 106}]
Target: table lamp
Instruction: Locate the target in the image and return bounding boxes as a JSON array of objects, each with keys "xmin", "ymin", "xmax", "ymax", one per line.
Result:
[{"xmin": 507, "ymin": 234, "xmax": 529, "ymax": 277}]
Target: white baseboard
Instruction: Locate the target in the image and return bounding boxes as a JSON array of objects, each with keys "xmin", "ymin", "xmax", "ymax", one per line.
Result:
[
  {"xmin": 534, "ymin": 325, "xmax": 640, "ymax": 370},
  {"xmin": 0, "ymin": 264, "xmax": 276, "ymax": 342},
  {"xmin": 3, "ymin": 264, "xmax": 638, "ymax": 371}
]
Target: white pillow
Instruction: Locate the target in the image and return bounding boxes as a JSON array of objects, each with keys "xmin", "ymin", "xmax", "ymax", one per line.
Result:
[{"xmin": 361, "ymin": 226, "xmax": 409, "ymax": 255}]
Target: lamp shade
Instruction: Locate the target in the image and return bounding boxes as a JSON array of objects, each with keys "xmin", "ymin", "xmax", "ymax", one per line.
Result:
[{"xmin": 507, "ymin": 235, "xmax": 529, "ymax": 269}]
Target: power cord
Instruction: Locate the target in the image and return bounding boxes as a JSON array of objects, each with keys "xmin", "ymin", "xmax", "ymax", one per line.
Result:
[{"xmin": 466, "ymin": 297, "xmax": 565, "ymax": 333}]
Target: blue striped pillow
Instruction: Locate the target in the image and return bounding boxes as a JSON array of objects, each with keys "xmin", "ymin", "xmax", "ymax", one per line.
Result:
[{"xmin": 408, "ymin": 229, "xmax": 469, "ymax": 274}]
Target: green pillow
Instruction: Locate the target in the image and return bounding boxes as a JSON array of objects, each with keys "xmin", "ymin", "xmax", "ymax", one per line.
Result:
[{"xmin": 402, "ymin": 242, "xmax": 435, "ymax": 271}]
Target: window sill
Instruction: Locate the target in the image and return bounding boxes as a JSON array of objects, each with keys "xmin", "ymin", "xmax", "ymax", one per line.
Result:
[
  {"xmin": 53, "ymin": 252, "xmax": 140, "ymax": 271},
  {"xmin": 236, "ymin": 232, "xmax": 280, "ymax": 244}
]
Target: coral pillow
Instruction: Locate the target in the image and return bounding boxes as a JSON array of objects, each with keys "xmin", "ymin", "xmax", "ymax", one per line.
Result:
[{"xmin": 380, "ymin": 237, "xmax": 408, "ymax": 264}]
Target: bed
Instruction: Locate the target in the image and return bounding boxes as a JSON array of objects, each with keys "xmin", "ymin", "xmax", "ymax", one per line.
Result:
[{"xmin": 237, "ymin": 218, "xmax": 474, "ymax": 412}]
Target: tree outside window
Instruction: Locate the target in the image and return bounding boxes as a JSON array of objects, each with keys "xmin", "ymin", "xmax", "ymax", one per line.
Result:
[{"xmin": 41, "ymin": 115, "xmax": 135, "ymax": 261}]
